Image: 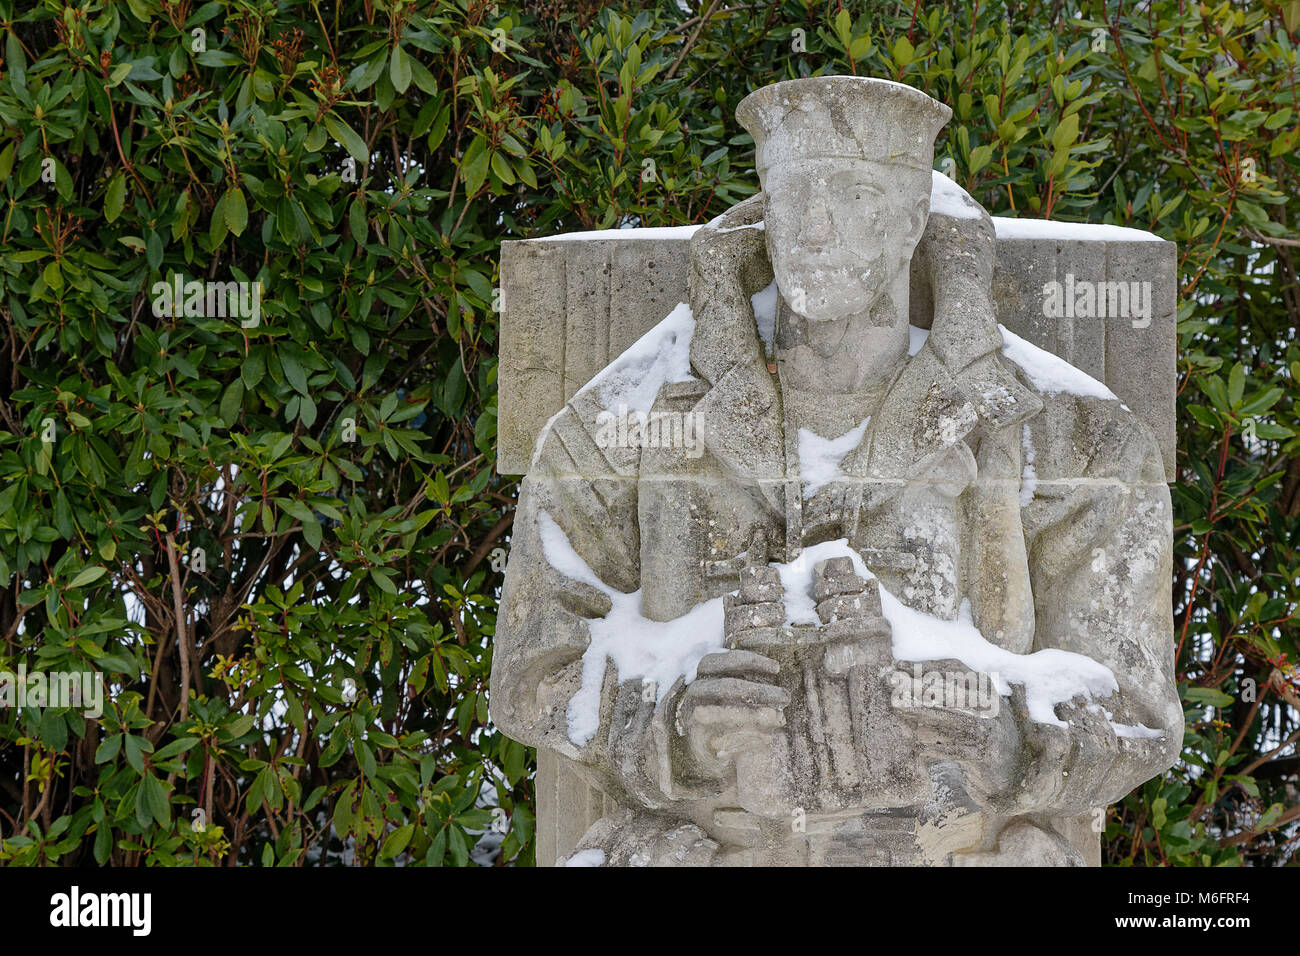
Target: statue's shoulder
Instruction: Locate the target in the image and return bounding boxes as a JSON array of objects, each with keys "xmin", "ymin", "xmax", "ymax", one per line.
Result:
[
  {"xmin": 688, "ymin": 194, "xmax": 769, "ymax": 268},
  {"xmin": 998, "ymin": 330, "xmax": 1163, "ymax": 482},
  {"xmin": 694, "ymin": 193, "xmax": 765, "ymax": 236},
  {"xmin": 528, "ymin": 302, "xmax": 702, "ymax": 480}
]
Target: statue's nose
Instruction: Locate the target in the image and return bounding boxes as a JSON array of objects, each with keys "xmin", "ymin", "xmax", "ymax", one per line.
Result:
[{"xmin": 801, "ymin": 204, "xmax": 833, "ymax": 250}]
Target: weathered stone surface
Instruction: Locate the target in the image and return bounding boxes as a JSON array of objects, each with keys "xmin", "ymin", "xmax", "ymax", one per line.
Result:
[
  {"xmin": 494, "ymin": 76, "xmax": 1180, "ymax": 866},
  {"xmin": 497, "ymin": 241, "xmax": 566, "ymax": 475},
  {"xmin": 1105, "ymin": 238, "xmax": 1179, "ymax": 481},
  {"xmin": 500, "ymin": 231, "xmax": 1177, "ymax": 479},
  {"xmin": 497, "ymin": 236, "xmax": 694, "ymax": 474}
]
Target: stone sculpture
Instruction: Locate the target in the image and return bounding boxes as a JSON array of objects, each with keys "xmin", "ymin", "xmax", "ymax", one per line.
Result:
[{"xmin": 490, "ymin": 76, "xmax": 1181, "ymax": 866}]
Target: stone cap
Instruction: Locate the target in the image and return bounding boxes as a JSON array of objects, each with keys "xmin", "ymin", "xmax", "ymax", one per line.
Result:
[{"xmin": 736, "ymin": 76, "xmax": 951, "ymax": 174}]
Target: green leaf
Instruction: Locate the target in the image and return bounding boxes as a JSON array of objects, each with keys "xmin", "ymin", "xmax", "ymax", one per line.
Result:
[
  {"xmin": 225, "ymin": 187, "xmax": 249, "ymax": 236},
  {"xmin": 448, "ymin": 825, "xmax": 469, "ymax": 866},
  {"xmin": 95, "ymin": 735, "xmax": 123, "ymax": 764},
  {"xmin": 1227, "ymin": 363, "xmax": 1245, "ymax": 408},
  {"xmin": 220, "ymin": 379, "xmax": 245, "ymax": 426},
  {"xmin": 69, "ymin": 566, "xmax": 107, "ymax": 588},
  {"xmin": 1185, "ymin": 687, "xmax": 1234, "ymax": 708},
  {"xmin": 324, "ymin": 114, "xmax": 369, "ymax": 164},
  {"xmin": 281, "ymin": 350, "xmax": 309, "ymax": 395},
  {"xmin": 346, "ymin": 50, "xmax": 387, "ymax": 91},
  {"xmin": 381, "ymin": 823, "xmax": 414, "ymax": 859},
  {"xmin": 1051, "ymin": 112, "xmax": 1079, "ymax": 153},
  {"xmin": 105, "ymin": 173, "xmax": 127, "ymax": 223},
  {"xmin": 140, "ymin": 773, "xmax": 171, "ymax": 827},
  {"xmin": 390, "ymin": 44, "xmax": 412, "ymax": 94},
  {"xmin": 94, "ymin": 823, "xmax": 113, "ymax": 864},
  {"xmin": 460, "ymin": 135, "xmax": 490, "ymax": 197},
  {"xmin": 209, "ymin": 193, "xmax": 229, "ymax": 246}
]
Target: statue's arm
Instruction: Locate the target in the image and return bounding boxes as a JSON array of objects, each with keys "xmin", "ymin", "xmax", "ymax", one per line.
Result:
[
  {"xmin": 1015, "ymin": 415, "xmax": 1184, "ymax": 814},
  {"xmin": 490, "ymin": 407, "xmax": 703, "ymax": 810},
  {"xmin": 489, "ymin": 473, "xmax": 615, "ymax": 756}
]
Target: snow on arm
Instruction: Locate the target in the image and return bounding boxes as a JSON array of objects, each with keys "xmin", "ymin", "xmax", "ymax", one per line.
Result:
[
  {"xmin": 930, "ymin": 171, "xmax": 983, "ymax": 220},
  {"xmin": 773, "ymin": 540, "xmax": 1125, "ymax": 728},
  {"xmin": 540, "ymin": 513, "xmax": 1140, "ymax": 738},
  {"xmin": 538, "ymin": 510, "xmax": 726, "ymax": 747},
  {"xmin": 999, "ymin": 324, "xmax": 1118, "ymax": 401}
]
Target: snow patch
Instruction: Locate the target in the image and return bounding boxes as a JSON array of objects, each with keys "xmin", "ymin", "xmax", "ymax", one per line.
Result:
[
  {"xmin": 930, "ymin": 171, "xmax": 983, "ymax": 220},
  {"xmin": 992, "ymin": 217, "xmax": 1162, "ymax": 242},
  {"xmin": 908, "ymin": 324, "xmax": 930, "ymax": 357},
  {"xmin": 999, "ymin": 324, "xmax": 1118, "ymax": 401},
  {"xmin": 533, "ymin": 225, "xmax": 703, "ymax": 242},
  {"xmin": 797, "ymin": 418, "xmax": 871, "ymax": 499},
  {"xmin": 751, "ymin": 281, "xmax": 778, "ymax": 353},
  {"xmin": 714, "ymin": 220, "xmax": 766, "ymax": 235},
  {"xmin": 538, "ymin": 511, "xmax": 726, "ymax": 747},
  {"xmin": 581, "ymin": 302, "xmax": 697, "ymax": 416},
  {"xmin": 561, "ymin": 848, "xmax": 606, "ymax": 866},
  {"xmin": 541, "ymin": 514, "xmax": 1124, "ymax": 739},
  {"xmin": 528, "ymin": 304, "xmax": 696, "ymax": 470},
  {"xmin": 1111, "ymin": 721, "xmax": 1165, "ymax": 739},
  {"xmin": 775, "ymin": 540, "xmax": 1120, "ymax": 727}
]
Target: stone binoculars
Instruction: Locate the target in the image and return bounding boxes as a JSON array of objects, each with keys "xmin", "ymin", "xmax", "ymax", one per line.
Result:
[{"xmin": 723, "ymin": 558, "xmax": 931, "ymax": 815}]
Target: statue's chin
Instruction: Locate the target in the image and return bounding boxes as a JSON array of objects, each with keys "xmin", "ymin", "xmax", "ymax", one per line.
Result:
[
  {"xmin": 783, "ymin": 284, "xmax": 887, "ymax": 323},
  {"xmin": 776, "ymin": 261, "xmax": 895, "ymax": 322}
]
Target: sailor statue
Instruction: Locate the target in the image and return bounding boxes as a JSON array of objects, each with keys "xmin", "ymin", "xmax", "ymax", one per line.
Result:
[{"xmin": 491, "ymin": 76, "xmax": 1181, "ymax": 866}]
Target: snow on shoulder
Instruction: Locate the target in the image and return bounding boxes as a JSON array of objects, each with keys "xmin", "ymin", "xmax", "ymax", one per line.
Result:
[
  {"xmin": 528, "ymin": 303, "xmax": 697, "ymax": 471},
  {"xmin": 581, "ymin": 302, "xmax": 697, "ymax": 415},
  {"xmin": 999, "ymin": 324, "xmax": 1118, "ymax": 401},
  {"xmin": 930, "ymin": 171, "xmax": 983, "ymax": 220}
]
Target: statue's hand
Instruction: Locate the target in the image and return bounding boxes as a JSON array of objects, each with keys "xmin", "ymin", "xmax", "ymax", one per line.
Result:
[
  {"xmin": 802, "ymin": 480, "xmax": 850, "ymax": 541},
  {"xmin": 897, "ymin": 674, "xmax": 1027, "ymax": 811},
  {"xmin": 723, "ymin": 565, "xmax": 787, "ymax": 642},
  {"xmin": 1014, "ymin": 696, "xmax": 1121, "ymax": 815},
  {"xmin": 902, "ymin": 682, "xmax": 1125, "ymax": 815},
  {"xmin": 674, "ymin": 650, "xmax": 788, "ymax": 784}
]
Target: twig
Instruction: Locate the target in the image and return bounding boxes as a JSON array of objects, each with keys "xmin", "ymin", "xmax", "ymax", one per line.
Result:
[
  {"xmin": 666, "ymin": 0, "xmax": 723, "ymax": 80},
  {"xmin": 164, "ymin": 534, "xmax": 191, "ymax": 723}
]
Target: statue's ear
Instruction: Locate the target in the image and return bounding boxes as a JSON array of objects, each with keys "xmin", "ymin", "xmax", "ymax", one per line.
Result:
[{"xmin": 907, "ymin": 200, "xmax": 930, "ymax": 246}]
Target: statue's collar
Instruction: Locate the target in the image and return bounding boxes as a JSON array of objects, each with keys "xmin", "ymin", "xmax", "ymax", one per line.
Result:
[{"xmin": 690, "ymin": 312, "xmax": 1041, "ymax": 484}]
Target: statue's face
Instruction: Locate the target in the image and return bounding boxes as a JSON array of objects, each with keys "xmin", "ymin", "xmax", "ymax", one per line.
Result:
[{"xmin": 762, "ymin": 159, "xmax": 930, "ymax": 322}]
